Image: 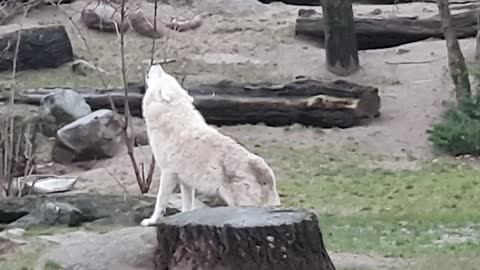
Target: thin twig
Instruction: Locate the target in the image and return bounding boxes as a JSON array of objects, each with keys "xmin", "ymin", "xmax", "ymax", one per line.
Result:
[
  {"xmin": 385, "ymin": 57, "xmax": 446, "ymax": 65},
  {"xmin": 119, "ymin": 0, "xmax": 144, "ymax": 193},
  {"xmin": 2, "ymin": 6, "xmax": 29, "ymax": 197},
  {"xmin": 150, "ymin": 0, "xmax": 159, "ymax": 65},
  {"xmin": 105, "ymin": 168, "xmax": 130, "ymax": 200}
]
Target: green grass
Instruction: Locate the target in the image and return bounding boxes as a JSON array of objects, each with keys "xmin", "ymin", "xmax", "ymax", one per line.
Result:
[
  {"xmin": 253, "ymin": 145, "xmax": 480, "ymax": 258},
  {"xmin": 44, "ymin": 260, "xmax": 62, "ymax": 270},
  {"xmin": 0, "ymin": 247, "xmax": 42, "ymax": 270},
  {"xmin": 0, "ymin": 67, "xmax": 120, "ymax": 91}
]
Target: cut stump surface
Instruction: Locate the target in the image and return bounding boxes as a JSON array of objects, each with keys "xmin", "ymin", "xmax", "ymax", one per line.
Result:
[{"xmin": 154, "ymin": 207, "xmax": 336, "ymax": 270}]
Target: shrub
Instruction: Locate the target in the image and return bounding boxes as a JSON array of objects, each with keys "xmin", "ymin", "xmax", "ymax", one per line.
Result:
[{"xmin": 428, "ymin": 95, "xmax": 480, "ymax": 156}]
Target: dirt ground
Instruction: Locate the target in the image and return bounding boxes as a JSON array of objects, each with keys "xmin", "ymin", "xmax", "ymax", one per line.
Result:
[
  {"xmin": 6, "ymin": 0, "xmax": 471, "ymax": 160},
  {"xmin": 5, "ymin": 0, "xmax": 473, "ymax": 193},
  {"xmin": 1, "ymin": 0, "xmax": 478, "ymax": 269}
]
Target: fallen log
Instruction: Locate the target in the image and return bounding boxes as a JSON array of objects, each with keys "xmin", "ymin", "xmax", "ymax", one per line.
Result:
[
  {"xmin": 154, "ymin": 207, "xmax": 336, "ymax": 270},
  {"xmin": 0, "ymin": 25, "xmax": 73, "ymax": 72},
  {"xmin": 10, "ymin": 79, "xmax": 381, "ymax": 128},
  {"xmin": 295, "ymin": 10, "xmax": 478, "ymax": 50}
]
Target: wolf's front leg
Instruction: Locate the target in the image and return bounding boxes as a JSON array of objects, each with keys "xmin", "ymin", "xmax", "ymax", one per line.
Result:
[
  {"xmin": 180, "ymin": 184, "xmax": 195, "ymax": 212},
  {"xmin": 140, "ymin": 171, "xmax": 178, "ymax": 226}
]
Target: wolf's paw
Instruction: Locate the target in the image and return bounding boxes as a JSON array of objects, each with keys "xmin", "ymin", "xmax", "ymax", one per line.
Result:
[{"xmin": 140, "ymin": 217, "xmax": 158, "ymax": 227}]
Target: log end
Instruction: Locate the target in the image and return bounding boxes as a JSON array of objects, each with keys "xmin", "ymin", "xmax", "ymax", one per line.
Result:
[
  {"xmin": 154, "ymin": 207, "xmax": 336, "ymax": 270},
  {"xmin": 155, "ymin": 206, "xmax": 314, "ymax": 227}
]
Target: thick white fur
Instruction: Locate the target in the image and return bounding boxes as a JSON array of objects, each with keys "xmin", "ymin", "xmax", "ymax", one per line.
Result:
[{"xmin": 140, "ymin": 64, "xmax": 281, "ymax": 226}]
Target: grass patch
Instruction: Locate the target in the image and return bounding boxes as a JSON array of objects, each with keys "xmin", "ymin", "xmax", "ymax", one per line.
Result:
[
  {"xmin": 1, "ymin": 67, "xmax": 121, "ymax": 91},
  {"xmin": 0, "ymin": 247, "xmax": 42, "ymax": 270},
  {"xmin": 255, "ymin": 145, "xmax": 480, "ymax": 258},
  {"xmin": 44, "ymin": 260, "xmax": 62, "ymax": 270}
]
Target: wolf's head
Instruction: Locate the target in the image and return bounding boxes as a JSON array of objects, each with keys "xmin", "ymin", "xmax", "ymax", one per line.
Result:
[
  {"xmin": 145, "ymin": 63, "xmax": 165, "ymax": 88},
  {"xmin": 144, "ymin": 63, "xmax": 194, "ymax": 104}
]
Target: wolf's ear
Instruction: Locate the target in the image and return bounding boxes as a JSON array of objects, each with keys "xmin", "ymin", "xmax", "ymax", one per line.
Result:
[{"xmin": 154, "ymin": 86, "xmax": 174, "ymax": 103}]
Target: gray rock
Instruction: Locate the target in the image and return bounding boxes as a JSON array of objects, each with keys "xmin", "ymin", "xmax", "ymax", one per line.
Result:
[
  {"xmin": 0, "ymin": 193, "xmax": 222, "ymax": 229},
  {"xmin": 8, "ymin": 201, "xmax": 84, "ymax": 229},
  {"xmin": 39, "ymin": 227, "xmax": 156, "ymax": 270},
  {"xmin": 0, "ymin": 193, "xmax": 156, "ymax": 228},
  {"xmin": 54, "ymin": 109, "xmax": 124, "ymax": 163},
  {"xmin": 33, "ymin": 132, "xmax": 56, "ymax": 163},
  {"xmin": 11, "ymin": 175, "xmax": 77, "ymax": 195},
  {"xmin": 40, "ymin": 89, "xmax": 92, "ymax": 137}
]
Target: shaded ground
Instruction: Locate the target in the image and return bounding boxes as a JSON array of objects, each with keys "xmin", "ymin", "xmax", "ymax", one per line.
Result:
[{"xmin": 1, "ymin": 0, "xmax": 480, "ymax": 269}]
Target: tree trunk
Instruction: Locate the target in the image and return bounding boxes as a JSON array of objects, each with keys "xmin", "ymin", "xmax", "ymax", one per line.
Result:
[
  {"xmin": 437, "ymin": 0, "xmax": 471, "ymax": 100},
  {"xmin": 10, "ymin": 79, "xmax": 381, "ymax": 128},
  {"xmin": 296, "ymin": 10, "xmax": 478, "ymax": 50},
  {"xmin": 321, "ymin": 0, "xmax": 360, "ymax": 76},
  {"xmin": 475, "ymin": 9, "xmax": 480, "ymax": 61},
  {"xmin": 154, "ymin": 207, "xmax": 336, "ymax": 270},
  {"xmin": 0, "ymin": 25, "xmax": 74, "ymax": 72}
]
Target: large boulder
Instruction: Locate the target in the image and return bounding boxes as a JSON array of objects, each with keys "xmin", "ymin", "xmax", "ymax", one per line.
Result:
[
  {"xmin": 40, "ymin": 89, "xmax": 92, "ymax": 137},
  {"xmin": 54, "ymin": 109, "xmax": 124, "ymax": 164}
]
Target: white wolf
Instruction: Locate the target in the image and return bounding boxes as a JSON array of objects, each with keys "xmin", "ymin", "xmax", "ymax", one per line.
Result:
[{"xmin": 140, "ymin": 64, "xmax": 281, "ymax": 226}]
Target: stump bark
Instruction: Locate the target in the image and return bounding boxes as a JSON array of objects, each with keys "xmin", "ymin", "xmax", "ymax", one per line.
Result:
[
  {"xmin": 321, "ymin": 0, "xmax": 359, "ymax": 76},
  {"xmin": 296, "ymin": 10, "xmax": 478, "ymax": 50},
  {"xmin": 154, "ymin": 207, "xmax": 336, "ymax": 270},
  {"xmin": 10, "ymin": 79, "xmax": 381, "ymax": 128},
  {"xmin": 0, "ymin": 25, "xmax": 73, "ymax": 72}
]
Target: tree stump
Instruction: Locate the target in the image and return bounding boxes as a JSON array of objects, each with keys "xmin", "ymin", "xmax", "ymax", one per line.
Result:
[
  {"xmin": 154, "ymin": 207, "xmax": 336, "ymax": 270},
  {"xmin": 322, "ymin": 0, "xmax": 359, "ymax": 76},
  {"xmin": 0, "ymin": 25, "xmax": 73, "ymax": 72}
]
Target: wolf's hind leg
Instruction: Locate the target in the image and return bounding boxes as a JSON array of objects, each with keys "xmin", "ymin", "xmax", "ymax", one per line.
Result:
[{"xmin": 180, "ymin": 184, "xmax": 194, "ymax": 212}]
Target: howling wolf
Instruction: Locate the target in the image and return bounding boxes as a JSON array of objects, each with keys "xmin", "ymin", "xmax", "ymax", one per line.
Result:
[{"xmin": 140, "ymin": 64, "xmax": 281, "ymax": 226}]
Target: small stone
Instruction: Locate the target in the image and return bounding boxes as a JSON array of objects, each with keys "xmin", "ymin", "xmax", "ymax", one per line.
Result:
[
  {"xmin": 396, "ymin": 48, "xmax": 410, "ymax": 55},
  {"xmin": 6, "ymin": 228, "xmax": 26, "ymax": 238},
  {"xmin": 369, "ymin": 8, "xmax": 382, "ymax": 15},
  {"xmin": 71, "ymin": 59, "xmax": 105, "ymax": 76}
]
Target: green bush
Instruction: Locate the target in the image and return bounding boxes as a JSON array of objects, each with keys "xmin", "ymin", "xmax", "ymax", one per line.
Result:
[{"xmin": 428, "ymin": 95, "xmax": 480, "ymax": 156}]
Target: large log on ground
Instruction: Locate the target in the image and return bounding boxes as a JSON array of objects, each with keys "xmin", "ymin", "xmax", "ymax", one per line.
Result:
[
  {"xmin": 295, "ymin": 10, "xmax": 478, "ymax": 50},
  {"xmin": 0, "ymin": 25, "xmax": 73, "ymax": 72},
  {"xmin": 9, "ymin": 79, "xmax": 381, "ymax": 128},
  {"xmin": 154, "ymin": 207, "xmax": 336, "ymax": 270}
]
